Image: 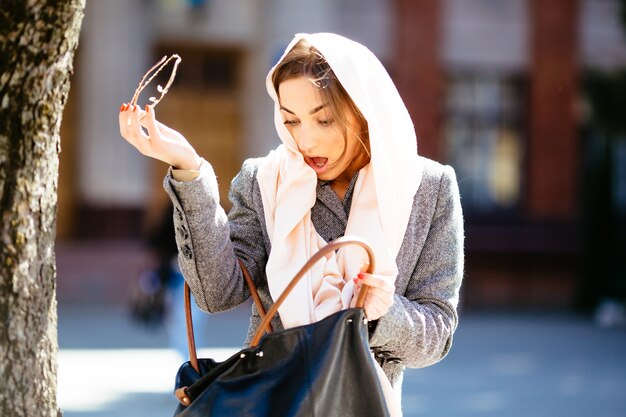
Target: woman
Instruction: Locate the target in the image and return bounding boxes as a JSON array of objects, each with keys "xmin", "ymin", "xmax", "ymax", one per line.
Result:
[{"xmin": 119, "ymin": 32, "xmax": 464, "ymax": 414}]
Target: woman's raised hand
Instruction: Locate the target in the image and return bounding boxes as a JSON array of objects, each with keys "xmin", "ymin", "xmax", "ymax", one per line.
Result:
[
  {"xmin": 351, "ymin": 265, "xmax": 396, "ymax": 321},
  {"xmin": 119, "ymin": 104, "xmax": 202, "ymax": 170}
]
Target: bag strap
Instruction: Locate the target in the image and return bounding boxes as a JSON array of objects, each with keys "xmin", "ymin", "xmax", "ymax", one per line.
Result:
[
  {"xmin": 250, "ymin": 236, "xmax": 375, "ymax": 347},
  {"xmin": 183, "ymin": 259, "xmax": 272, "ymax": 374},
  {"xmin": 238, "ymin": 259, "xmax": 272, "ymax": 332}
]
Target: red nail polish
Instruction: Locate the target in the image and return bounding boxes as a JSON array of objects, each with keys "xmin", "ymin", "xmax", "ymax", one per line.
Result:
[
  {"xmin": 353, "ymin": 278, "xmax": 358, "ymax": 284},
  {"xmin": 120, "ymin": 104, "xmax": 125, "ymax": 111},
  {"xmin": 132, "ymin": 105, "xmax": 138, "ymax": 112},
  {"xmin": 145, "ymin": 105, "xmax": 149, "ymax": 112},
  {"xmin": 358, "ymin": 273, "xmax": 364, "ymax": 279}
]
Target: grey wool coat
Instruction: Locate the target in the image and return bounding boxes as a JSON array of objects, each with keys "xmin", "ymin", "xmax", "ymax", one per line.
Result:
[{"xmin": 163, "ymin": 155, "xmax": 464, "ymax": 392}]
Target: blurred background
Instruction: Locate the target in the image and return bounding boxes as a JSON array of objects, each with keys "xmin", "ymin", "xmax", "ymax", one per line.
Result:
[{"xmin": 55, "ymin": 0, "xmax": 626, "ymax": 416}]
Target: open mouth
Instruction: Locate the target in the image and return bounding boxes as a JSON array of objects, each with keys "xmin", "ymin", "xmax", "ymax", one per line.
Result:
[{"xmin": 305, "ymin": 156, "xmax": 329, "ymax": 174}]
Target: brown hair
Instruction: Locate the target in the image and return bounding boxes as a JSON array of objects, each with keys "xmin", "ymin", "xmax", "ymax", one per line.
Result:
[{"xmin": 272, "ymin": 39, "xmax": 370, "ymax": 164}]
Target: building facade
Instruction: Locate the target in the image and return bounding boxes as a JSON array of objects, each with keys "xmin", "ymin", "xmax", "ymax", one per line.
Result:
[{"xmin": 58, "ymin": 0, "xmax": 626, "ymax": 311}]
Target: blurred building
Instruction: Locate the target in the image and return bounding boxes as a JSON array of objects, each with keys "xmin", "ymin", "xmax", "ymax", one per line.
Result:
[{"xmin": 57, "ymin": 0, "xmax": 626, "ymax": 311}]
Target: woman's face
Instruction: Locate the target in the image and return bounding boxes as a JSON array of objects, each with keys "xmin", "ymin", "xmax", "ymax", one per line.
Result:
[{"xmin": 278, "ymin": 77, "xmax": 368, "ymax": 184}]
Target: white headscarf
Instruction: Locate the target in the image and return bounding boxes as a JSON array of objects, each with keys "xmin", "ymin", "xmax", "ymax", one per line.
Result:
[{"xmin": 258, "ymin": 33, "xmax": 422, "ymax": 328}]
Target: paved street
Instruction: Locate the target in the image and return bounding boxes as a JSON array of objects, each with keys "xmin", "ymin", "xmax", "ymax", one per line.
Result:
[{"xmin": 57, "ymin": 302, "xmax": 626, "ymax": 417}]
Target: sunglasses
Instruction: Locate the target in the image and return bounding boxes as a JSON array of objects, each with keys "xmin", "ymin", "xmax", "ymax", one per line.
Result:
[{"xmin": 130, "ymin": 54, "xmax": 181, "ymax": 118}]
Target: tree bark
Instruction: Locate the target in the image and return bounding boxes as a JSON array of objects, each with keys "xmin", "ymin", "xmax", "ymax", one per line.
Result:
[{"xmin": 0, "ymin": 1, "xmax": 85, "ymax": 416}]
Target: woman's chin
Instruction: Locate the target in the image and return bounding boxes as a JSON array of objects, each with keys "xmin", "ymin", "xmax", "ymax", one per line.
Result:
[{"xmin": 313, "ymin": 167, "xmax": 334, "ymax": 181}]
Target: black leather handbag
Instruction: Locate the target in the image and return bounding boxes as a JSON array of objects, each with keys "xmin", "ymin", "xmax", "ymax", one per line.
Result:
[{"xmin": 172, "ymin": 236, "xmax": 390, "ymax": 416}]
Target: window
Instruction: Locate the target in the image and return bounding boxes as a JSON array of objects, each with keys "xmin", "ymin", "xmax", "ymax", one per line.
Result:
[
  {"xmin": 444, "ymin": 73, "xmax": 525, "ymax": 217},
  {"xmin": 153, "ymin": 45, "xmax": 240, "ymax": 91}
]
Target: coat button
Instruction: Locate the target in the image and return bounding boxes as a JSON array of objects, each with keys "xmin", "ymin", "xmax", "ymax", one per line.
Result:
[
  {"xmin": 182, "ymin": 244, "xmax": 193, "ymax": 259},
  {"xmin": 376, "ymin": 350, "xmax": 392, "ymax": 359},
  {"xmin": 177, "ymin": 225, "xmax": 189, "ymax": 240}
]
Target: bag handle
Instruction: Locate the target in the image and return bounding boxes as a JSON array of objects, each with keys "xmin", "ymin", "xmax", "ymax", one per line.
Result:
[
  {"xmin": 250, "ymin": 236, "xmax": 375, "ymax": 347},
  {"xmin": 183, "ymin": 259, "xmax": 272, "ymax": 374}
]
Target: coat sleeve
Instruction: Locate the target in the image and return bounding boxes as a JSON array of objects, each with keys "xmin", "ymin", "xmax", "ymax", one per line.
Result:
[
  {"xmin": 163, "ymin": 158, "xmax": 268, "ymax": 313},
  {"xmin": 369, "ymin": 165, "xmax": 464, "ymax": 368}
]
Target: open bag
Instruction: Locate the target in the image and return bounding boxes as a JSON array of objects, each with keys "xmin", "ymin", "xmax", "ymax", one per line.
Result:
[{"xmin": 172, "ymin": 236, "xmax": 390, "ymax": 417}]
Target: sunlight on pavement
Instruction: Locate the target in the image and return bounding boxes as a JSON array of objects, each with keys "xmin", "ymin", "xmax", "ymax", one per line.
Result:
[
  {"xmin": 490, "ymin": 352, "xmax": 537, "ymax": 376},
  {"xmin": 57, "ymin": 348, "xmax": 238, "ymax": 412},
  {"xmin": 464, "ymin": 391, "xmax": 507, "ymax": 412}
]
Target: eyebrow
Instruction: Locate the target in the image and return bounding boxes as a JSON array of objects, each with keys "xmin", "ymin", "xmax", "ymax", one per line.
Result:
[{"xmin": 279, "ymin": 104, "xmax": 327, "ymax": 116}]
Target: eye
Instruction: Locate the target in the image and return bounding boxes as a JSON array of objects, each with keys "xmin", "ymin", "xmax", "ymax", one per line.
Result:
[
  {"xmin": 284, "ymin": 120, "xmax": 300, "ymax": 127},
  {"xmin": 319, "ymin": 119, "xmax": 334, "ymax": 126}
]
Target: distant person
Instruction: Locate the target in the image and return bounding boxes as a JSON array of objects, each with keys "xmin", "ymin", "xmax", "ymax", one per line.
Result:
[
  {"xmin": 119, "ymin": 32, "xmax": 464, "ymax": 415},
  {"xmin": 130, "ymin": 203, "xmax": 208, "ymax": 359}
]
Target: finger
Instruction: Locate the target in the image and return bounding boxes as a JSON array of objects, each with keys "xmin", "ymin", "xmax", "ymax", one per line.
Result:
[
  {"xmin": 142, "ymin": 105, "xmax": 160, "ymax": 139},
  {"xmin": 119, "ymin": 104, "xmax": 127, "ymax": 132},
  {"xmin": 119, "ymin": 103, "xmax": 133, "ymax": 139},
  {"xmin": 352, "ymin": 276, "xmax": 368, "ymax": 293},
  {"xmin": 358, "ymin": 273, "xmax": 394, "ymax": 292},
  {"xmin": 128, "ymin": 105, "xmax": 148, "ymax": 137},
  {"xmin": 127, "ymin": 105, "xmax": 152, "ymax": 153}
]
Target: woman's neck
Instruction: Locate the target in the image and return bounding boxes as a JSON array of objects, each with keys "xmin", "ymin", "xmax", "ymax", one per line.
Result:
[
  {"xmin": 330, "ymin": 154, "xmax": 370, "ymax": 200},
  {"xmin": 330, "ymin": 180, "xmax": 350, "ymax": 201}
]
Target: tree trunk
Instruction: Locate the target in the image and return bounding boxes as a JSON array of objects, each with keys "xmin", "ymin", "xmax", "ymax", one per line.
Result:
[{"xmin": 0, "ymin": 1, "xmax": 85, "ymax": 416}]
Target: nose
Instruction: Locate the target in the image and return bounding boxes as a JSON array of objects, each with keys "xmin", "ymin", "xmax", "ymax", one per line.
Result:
[{"xmin": 295, "ymin": 124, "xmax": 317, "ymax": 154}]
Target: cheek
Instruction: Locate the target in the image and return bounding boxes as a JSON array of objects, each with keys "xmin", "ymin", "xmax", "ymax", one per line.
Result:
[
  {"xmin": 343, "ymin": 133, "xmax": 360, "ymax": 158},
  {"xmin": 327, "ymin": 130, "xmax": 347, "ymax": 156}
]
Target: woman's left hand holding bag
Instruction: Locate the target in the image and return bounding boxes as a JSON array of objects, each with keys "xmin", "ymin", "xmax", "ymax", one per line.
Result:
[{"xmin": 350, "ymin": 266, "xmax": 396, "ymax": 321}]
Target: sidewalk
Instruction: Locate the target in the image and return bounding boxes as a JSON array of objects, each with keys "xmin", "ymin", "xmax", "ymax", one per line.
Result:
[
  {"xmin": 55, "ymin": 240, "xmax": 626, "ymax": 416},
  {"xmin": 58, "ymin": 302, "xmax": 626, "ymax": 417}
]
